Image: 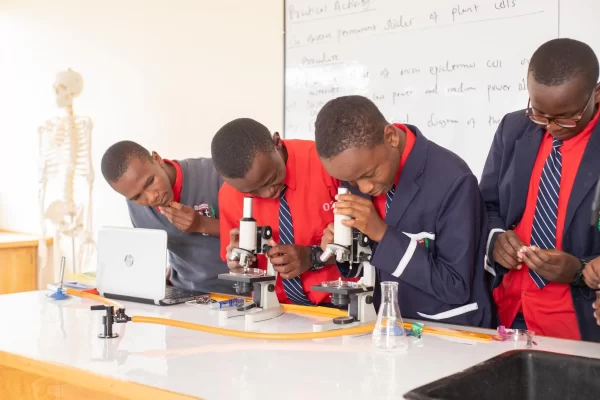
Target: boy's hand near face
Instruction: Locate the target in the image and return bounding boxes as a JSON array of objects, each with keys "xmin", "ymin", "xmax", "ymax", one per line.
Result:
[
  {"xmin": 159, "ymin": 202, "xmax": 201, "ymax": 232},
  {"xmin": 333, "ymin": 194, "xmax": 387, "ymax": 242}
]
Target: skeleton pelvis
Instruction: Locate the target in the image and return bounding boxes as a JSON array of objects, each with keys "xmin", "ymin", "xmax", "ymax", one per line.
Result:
[{"xmin": 44, "ymin": 200, "xmax": 84, "ymax": 236}]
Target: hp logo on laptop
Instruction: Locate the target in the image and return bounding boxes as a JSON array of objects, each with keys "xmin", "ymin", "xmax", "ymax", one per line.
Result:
[{"xmin": 124, "ymin": 254, "xmax": 134, "ymax": 267}]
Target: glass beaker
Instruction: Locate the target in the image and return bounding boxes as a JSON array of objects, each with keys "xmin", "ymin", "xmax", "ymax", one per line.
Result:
[{"xmin": 372, "ymin": 281, "xmax": 408, "ymax": 352}]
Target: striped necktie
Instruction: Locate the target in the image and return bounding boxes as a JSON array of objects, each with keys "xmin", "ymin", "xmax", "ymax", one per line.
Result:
[
  {"xmin": 279, "ymin": 186, "xmax": 313, "ymax": 305},
  {"xmin": 386, "ymin": 185, "xmax": 396, "ymax": 216},
  {"xmin": 529, "ymin": 138, "xmax": 563, "ymax": 289}
]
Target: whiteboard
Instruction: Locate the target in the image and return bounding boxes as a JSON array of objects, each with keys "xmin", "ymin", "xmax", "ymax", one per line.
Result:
[{"xmin": 284, "ymin": 0, "xmax": 600, "ymax": 179}]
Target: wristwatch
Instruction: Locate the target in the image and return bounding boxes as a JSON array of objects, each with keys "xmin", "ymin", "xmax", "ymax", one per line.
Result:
[
  {"xmin": 309, "ymin": 245, "xmax": 326, "ymax": 271},
  {"xmin": 571, "ymin": 260, "xmax": 588, "ymax": 288}
]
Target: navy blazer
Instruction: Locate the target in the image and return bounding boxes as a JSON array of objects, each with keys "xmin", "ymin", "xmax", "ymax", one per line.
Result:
[
  {"xmin": 339, "ymin": 125, "xmax": 493, "ymax": 329},
  {"xmin": 479, "ymin": 110, "xmax": 600, "ymax": 342}
]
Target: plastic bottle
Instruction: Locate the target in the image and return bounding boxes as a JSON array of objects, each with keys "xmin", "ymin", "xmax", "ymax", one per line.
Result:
[{"xmin": 209, "ymin": 297, "xmax": 246, "ymax": 309}]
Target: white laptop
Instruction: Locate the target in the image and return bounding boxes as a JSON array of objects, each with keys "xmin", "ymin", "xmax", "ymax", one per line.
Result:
[{"xmin": 96, "ymin": 226, "xmax": 206, "ymax": 306}]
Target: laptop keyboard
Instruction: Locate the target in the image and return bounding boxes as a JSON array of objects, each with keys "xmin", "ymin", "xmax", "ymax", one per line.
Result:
[{"xmin": 164, "ymin": 287, "xmax": 204, "ymax": 299}]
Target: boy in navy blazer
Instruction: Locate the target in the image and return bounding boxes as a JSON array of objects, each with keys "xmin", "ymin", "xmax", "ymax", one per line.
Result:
[
  {"xmin": 315, "ymin": 95, "xmax": 493, "ymax": 328},
  {"xmin": 480, "ymin": 38, "xmax": 600, "ymax": 341}
]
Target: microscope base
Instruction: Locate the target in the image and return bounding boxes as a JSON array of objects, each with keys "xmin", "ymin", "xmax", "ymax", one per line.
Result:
[
  {"xmin": 217, "ymin": 304, "xmax": 284, "ymax": 323},
  {"xmin": 245, "ymin": 305, "xmax": 284, "ymax": 324},
  {"xmin": 313, "ymin": 319, "xmax": 359, "ymax": 332},
  {"xmin": 310, "ymin": 290, "xmax": 376, "ymax": 334},
  {"xmin": 218, "ymin": 277, "xmax": 282, "ymax": 323},
  {"xmin": 218, "ymin": 307, "xmax": 247, "ymax": 319}
]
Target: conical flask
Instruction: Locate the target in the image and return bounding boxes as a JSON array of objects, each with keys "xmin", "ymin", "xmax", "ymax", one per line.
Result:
[{"xmin": 372, "ymin": 281, "xmax": 408, "ymax": 352}]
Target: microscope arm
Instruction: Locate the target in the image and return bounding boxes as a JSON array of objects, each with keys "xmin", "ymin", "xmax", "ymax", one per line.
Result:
[
  {"xmin": 323, "ymin": 233, "xmax": 373, "ymax": 280},
  {"xmin": 359, "ymin": 261, "xmax": 376, "ymax": 287},
  {"xmin": 335, "ymin": 260, "xmax": 364, "ymax": 279}
]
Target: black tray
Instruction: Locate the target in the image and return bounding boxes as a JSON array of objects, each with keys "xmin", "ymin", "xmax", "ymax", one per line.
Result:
[{"xmin": 404, "ymin": 350, "xmax": 600, "ymax": 400}]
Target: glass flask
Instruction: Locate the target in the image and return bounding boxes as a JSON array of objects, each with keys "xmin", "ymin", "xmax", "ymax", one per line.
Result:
[{"xmin": 372, "ymin": 281, "xmax": 408, "ymax": 352}]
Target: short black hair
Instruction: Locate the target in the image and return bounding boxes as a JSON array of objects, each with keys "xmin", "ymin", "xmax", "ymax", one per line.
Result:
[
  {"xmin": 211, "ymin": 118, "xmax": 275, "ymax": 178},
  {"xmin": 101, "ymin": 140, "xmax": 152, "ymax": 183},
  {"xmin": 529, "ymin": 38, "xmax": 599, "ymax": 91},
  {"xmin": 315, "ymin": 95, "xmax": 388, "ymax": 159}
]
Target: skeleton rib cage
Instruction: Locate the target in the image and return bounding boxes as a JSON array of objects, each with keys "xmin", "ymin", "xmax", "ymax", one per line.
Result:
[{"xmin": 38, "ymin": 115, "xmax": 96, "ymax": 273}]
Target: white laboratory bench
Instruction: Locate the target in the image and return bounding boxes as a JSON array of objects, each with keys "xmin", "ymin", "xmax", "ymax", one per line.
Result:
[{"xmin": 0, "ymin": 290, "xmax": 599, "ymax": 400}]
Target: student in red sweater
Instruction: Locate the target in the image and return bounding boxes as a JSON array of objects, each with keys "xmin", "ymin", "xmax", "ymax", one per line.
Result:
[{"xmin": 211, "ymin": 118, "xmax": 352, "ymax": 306}]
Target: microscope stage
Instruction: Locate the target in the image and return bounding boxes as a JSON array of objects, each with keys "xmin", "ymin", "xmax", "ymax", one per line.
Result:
[{"xmin": 218, "ymin": 269, "xmax": 276, "ymax": 283}]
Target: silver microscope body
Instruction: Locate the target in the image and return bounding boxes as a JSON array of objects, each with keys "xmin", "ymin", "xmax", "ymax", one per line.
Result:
[
  {"xmin": 217, "ymin": 197, "xmax": 283, "ymax": 323},
  {"xmin": 312, "ymin": 187, "xmax": 378, "ymax": 331}
]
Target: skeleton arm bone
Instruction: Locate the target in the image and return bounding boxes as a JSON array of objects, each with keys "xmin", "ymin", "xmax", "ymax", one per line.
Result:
[
  {"xmin": 37, "ymin": 126, "xmax": 51, "ymax": 270},
  {"xmin": 78, "ymin": 120, "xmax": 96, "ymax": 270}
]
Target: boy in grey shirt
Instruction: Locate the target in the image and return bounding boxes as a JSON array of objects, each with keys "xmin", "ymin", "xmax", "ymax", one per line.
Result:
[{"xmin": 101, "ymin": 140, "xmax": 234, "ymax": 294}]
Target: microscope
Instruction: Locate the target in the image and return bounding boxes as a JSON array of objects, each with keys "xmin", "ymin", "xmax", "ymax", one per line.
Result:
[
  {"xmin": 311, "ymin": 187, "xmax": 377, "ymax": 332},
  {"xmin": 217, "ymin": 197, "xmax": 283, "ymax": 323}
]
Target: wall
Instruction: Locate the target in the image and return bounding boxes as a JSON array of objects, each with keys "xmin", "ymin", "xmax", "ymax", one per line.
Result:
[{"xmin": 0, "ymin": 0, "xmax": 284, "ymax": 275}]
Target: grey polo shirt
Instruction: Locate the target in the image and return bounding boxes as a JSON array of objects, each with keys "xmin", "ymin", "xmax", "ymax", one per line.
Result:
[{"xmin": 127, "ymin": 157, "xmax": 234, "ymax": 294}]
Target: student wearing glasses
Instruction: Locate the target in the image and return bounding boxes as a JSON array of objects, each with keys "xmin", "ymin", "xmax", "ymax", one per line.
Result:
[{"xmin": 480, "ymin": 38, "xmax": 600, "ymax": 341}]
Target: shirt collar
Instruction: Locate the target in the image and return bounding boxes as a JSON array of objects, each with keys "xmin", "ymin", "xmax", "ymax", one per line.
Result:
[
  {"xmin": 281, "ymin": 140, "xmax": 297, "ymax": 191},
  {"xmin": 553, "ymin": 106, "xmax": 600, "ymax": 151},
  {"xmin": 163, "ymin": 159, "xmax": 183, "ymax": 203},
  {"xmin": 391, "ymin": 123, "xmax": 414, "ymax": 186}
]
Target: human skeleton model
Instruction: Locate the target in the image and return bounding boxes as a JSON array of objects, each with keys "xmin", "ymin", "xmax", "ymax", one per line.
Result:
[{"xmin": 38, "ymin": 69, "xmax": 95, "ymax": 274}]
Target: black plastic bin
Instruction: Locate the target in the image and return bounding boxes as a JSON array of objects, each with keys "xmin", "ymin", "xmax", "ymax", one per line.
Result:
[{"xmin": 404, "ymin": 350, "xmax": 600, "ymax": 400}]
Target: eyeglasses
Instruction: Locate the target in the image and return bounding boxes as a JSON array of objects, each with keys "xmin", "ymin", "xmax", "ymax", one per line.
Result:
[{"xmin": 525, "ymin": 93, "xmax": 594, "ymax": 128}]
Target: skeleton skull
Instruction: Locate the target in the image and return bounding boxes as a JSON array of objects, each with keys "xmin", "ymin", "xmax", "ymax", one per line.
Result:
[{"xmin": 53, "ymin": 69, "xmax": 83, "ymax": 108}]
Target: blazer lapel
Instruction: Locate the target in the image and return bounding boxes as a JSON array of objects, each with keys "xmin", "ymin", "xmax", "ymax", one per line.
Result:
[
  {"xmin": 385, "ymin": 125, "xmax": 426, "ymax": 227},
  {"xmin": 508, "ymin": 125, "xmax": 543, "ymax": 225},
  {"xmin": 565, "ymin": 125, "xmax": 600, "ymax": 233}
]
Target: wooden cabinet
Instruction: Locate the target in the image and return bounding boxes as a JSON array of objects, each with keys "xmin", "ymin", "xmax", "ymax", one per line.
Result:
[{"xmin": 0, "ymin": 232, "xmax": 49, "ymax": 294}]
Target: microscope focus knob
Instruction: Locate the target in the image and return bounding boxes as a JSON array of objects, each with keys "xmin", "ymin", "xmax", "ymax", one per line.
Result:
[
  {"xmin": 260, "ymin": 226, "xmax": 273, "ymax": 240},
  {"xmin": 357, "ymin": 233, "xmax": 370, "ymax": 246}
]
